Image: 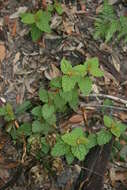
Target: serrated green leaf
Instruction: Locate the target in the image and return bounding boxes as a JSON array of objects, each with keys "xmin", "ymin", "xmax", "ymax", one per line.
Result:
[
  {"xmin": 54, "ymin": 2, "xmax": 63, "ymax": 15},
  {"xmin": 54, "ymin": 93, "xmax": 66, "ymax": 111},
  {"xmin": 65, "ymin": 152, "xmax": 74, "ymax": 164},
  {"xmin": 5, "ymin": 103, "xmax": 15, "ymax": 121},
  {"xmin": 46, "ymin": 114, "xmax": 56, "ymax": 125},
  {"xmin": 50, "ymin": 77, "xmax": 62, "ymax": 88},
  {"xmin": 97, "ymin": 129, "xmax": 112, "ymax": 145},
  {"xmin": 31, "ymin": 24, "xmax": 42, "ymax": 41},
  {"xmin": 32, "ymin": 120, "xmax": 44, "ymax": 133},
  {"xmin": 73, "ymin": 64, "xmax": 87, "ymax": 77},
  {"xmin": 86, "ymin": 57, "xmax": 103, "ymax": 77},
  {"xmin": 15, "ymin": 101, "xmax": 32, "ymax": 115},
  {"xmin": 60, "ymin": 89, "xmax": 73, "ymax": 102},
  {"xmin": 35, "ymin": 10, "xmax": 51, "ymax": 33},
  {"xmin": 41, "ymin": 137, "xmax": 50, "ymax": 154},
  {"xmin": 62, "ymin": 133, "xmax": 77, "ymax": 146},
  {"xmin": 51, "ymin": 139, "xmax": 69, "ymax": 157},
  {"xmin": 72, "ymin": 127, "xmax": 85, "ymax": 136},
  {"xmin": 0, "ymin": 107, "xmax": 6, "ymax": 116},
  {"xmin": 111, "ymin": 122, "xmax": 127, "ymax": 137},
  {"xmin": 90, "ymin": 68, "xmax": 104, "ymax": 77},
  {"xmin": 48, "ymin": 92, "xmax": 55, "ymax": 101},
  {"xmin": 32, "ymin": 120, "xmax": 53, "ymax": 135},
  {"xmin": 110, "ymin": 125, "xmax": 121, "ymax": 138},
  {"xmin": 85, "ymin": 57, "xmax": 99, "ymax": 69},
  {"xmin": 69, "ymin": 88, "xmax": 79, "ymax": 110},
  {"xmin": 31, "ymin": 106, "xmax": 42, "ymax": 117},
  {"xmin": 62, "ymin": 75, "xmax": 76, "ymax": 92},
  {"xmin": 39, "ymin": 88, "xmax": 48, "ymax": 103},
  {"xmin": 115, "ymin": 123, "xmax": 127, "ymax": 134},
  {"xmin": 42, "ymin": 104, "xmax": 55, "ymax": 120},
  {"xmin": 71, "ymin": 144, "xmax": 87, "ymax": 161},
  {"xmin": 102, "ymin": 99, "xmax": 113, "ymax": 112},
  {"xmin": 62, "ymin": 127, "xmax": 85, "ymax": 146},
  {"xmin": 78, "ymin": 77, "xmax": 92, "ymax": 95},
  {"xmin": 87, "ymin": 133, "xmax": 97, "ymax": 149},
  {"xmin": 21, "ymin": 13, "xmax": 35, "ymax": 24},
  {"xmin": 104, "ymin": 115, "xmax": 114, "ymax": 128},
  {"xmin": 60, "ymin": 58, "xmax": 73, "ymax": 74},
  {"xmin": 17, "ymin": 123, "xmax": 32, "ymax": 136},
  {"xmin": 77, "ymin": 137, "xmax": 89, "ymax": 145}
]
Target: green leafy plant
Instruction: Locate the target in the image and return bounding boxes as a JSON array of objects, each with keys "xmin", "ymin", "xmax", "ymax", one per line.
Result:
[
  {"xmin": 20, "ymin": 10, "xmax": 51, "ymax": 41},
  {"xmin": 60, "ymin": 57, "xmax": 103, "ymax": 94},
  {"xmin": 0, "ymin": 103, "xmax": 15, "ymax": 122},
  {"xmin": 96, "ymin": 115, "xmax": 127, "ymax": 146},
  {"xmin": 117, "ymin": 16, "xmax": 127, "ymax": 43},
  {"xmin": 104, "ymin": 115, "xmax": 127, "ymax": 138},
  {"xmin": 1, "ymin": 57, "xmax": 127, "ymax": 166},
  {"xmin": 94, "ymin": 0, "xmax": 118, "ymax": 42},
  {"xmin": 51, "ymin": 128, "xmax": 97, "ymax": 163},
  {"xmin": 53, "ymin": 1, "xmax": 63, "ymax": 15},
  {"xmin": 20, "ymin": 2, "xmax": 63, "ymax": 42},
  {"xmin": 94, "ymin": 0, "xmax": 127, "ymax": 43}
]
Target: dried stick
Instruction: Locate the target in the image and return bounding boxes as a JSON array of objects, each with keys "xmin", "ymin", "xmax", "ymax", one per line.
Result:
[
  {"xmin": 80, "ymin": 93, "xmax": 127, "ymax": 105},
  {"xmin": 80, "ymin": 102, "xmax": 127, "ymax": 111}
]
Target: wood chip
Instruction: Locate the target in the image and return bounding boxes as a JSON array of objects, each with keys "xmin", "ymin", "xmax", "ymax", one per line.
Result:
[{"xmin": 0, "ymin": 44, "xmax": 6, "ymax": 62}]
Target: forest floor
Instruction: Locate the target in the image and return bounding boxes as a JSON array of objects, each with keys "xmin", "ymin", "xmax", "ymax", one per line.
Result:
[{"xmin": 0, "ymin": 0, "xmax": 127, "ymax": 190}]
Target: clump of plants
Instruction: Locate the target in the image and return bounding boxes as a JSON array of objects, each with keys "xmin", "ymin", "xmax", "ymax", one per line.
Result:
[
  {"xmin": 94, "ymin": 0, "xmax": 127, "ymax": 43},
  {"xmin": 20, "ymin": 1, "xmax": 63, "ymax": 41},
  {"xmin": 0, "ymin": 57, "xmax": 127, "ymax": 164}
]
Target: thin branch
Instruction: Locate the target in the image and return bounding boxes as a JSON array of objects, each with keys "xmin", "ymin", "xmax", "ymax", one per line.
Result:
[
  {"xmin": 80, "ymin": 102, "xmax": 127, "ymax": 111},
  {"xmin": 80, "ymin": 93, "xmax": 127, "ymax": 106}
]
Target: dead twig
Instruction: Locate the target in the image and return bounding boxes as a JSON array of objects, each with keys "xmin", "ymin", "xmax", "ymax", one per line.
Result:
[
  {"xmin": 80, "ymin": 102, "xmax": 127, "ymax": 111},
  {"xmin": 21, "ymin": 135, "xmax": 27, "ymax": 164},
  {"xmin": 80, "ymin": 93, "xmax": 127, "ymax": 106}
]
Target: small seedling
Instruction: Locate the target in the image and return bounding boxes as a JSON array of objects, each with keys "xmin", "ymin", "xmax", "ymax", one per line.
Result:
[
  {"xmin": 20, "ymin": 2, "xmax": 63, "ymax": 41},
  {"xmin": 20, "ymin": 10, "xmax": 51, "ymax": 41}
]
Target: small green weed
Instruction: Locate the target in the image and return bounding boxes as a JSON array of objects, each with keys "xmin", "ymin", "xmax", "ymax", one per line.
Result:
[
  {"xmin": 20, "ymin": 2, "xmax": 63, "ymax": 41},
  {"xmin": 20, "ymin": 10, "xmax": 51, "ymax": 41},
  {"xmin": 0, "ymin": 103, "xmax": 15, "ymax": 122}
]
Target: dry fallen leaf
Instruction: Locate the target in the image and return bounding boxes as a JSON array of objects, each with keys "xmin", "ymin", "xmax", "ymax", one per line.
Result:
[
  {"xmin": 44, "ymin": 64, "xmax": 61, "ymax": 80},
  {"xmin": 118, "ymin": 112, "xmax": 127, "ymax": 121},
  {"xmin": 111, "ymin": 54, "xmax": 120, "ymax": 73},
  {"xmin": 50, "ymin": 64, "xmax": 61, "ymax": 78},
  {"xmin": 0, "ymin": 44, "xmax": 6, "ymax": 62},
  {"xmin": 110, "ymin": 167, "xmax": 127, "ymax": 186},
  {"xmin": 63, "ymin": 20, "xmax": 74, "ymax": 35},
  {"xmin": 13, "ymin": 52, "xmax": 20, "ymax": 64},
  {"xmin": 69, "ymin": 114, "xmax": 84, "ymax": 123},
  {"xmin": 11, "ymin": 19, "xmax": 17, "ymax": 37}
]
